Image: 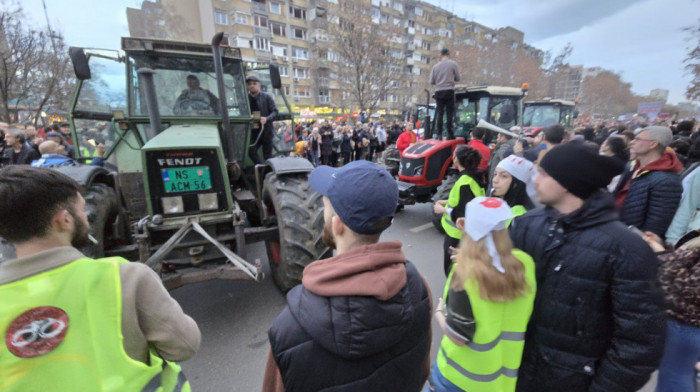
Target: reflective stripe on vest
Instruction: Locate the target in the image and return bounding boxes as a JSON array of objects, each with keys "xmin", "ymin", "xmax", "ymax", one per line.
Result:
[
  {"xmin": 0, "ymin": 257, "xmax": 187, "ymax": 392},
  {"xmin": 506, "ymin": 205, "xmax": 528, "ymax": 228},
  {"xmin": 441, "ymin": 174, "xmax": 486, "ymax": 239},
  {"xmin": 437, "ymin": 249, "xmax": 536, "ymax": 392}
]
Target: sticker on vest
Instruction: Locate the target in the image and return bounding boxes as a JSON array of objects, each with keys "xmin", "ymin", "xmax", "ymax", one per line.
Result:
[{"xmin": 5, "ymin": 306, "xmax": 69, "ymax": 358}]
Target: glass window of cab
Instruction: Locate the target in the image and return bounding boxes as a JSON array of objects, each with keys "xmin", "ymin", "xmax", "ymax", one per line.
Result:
[{"xmin": 128, "ymin": 53, "xmax": 249, "ymax": 118}]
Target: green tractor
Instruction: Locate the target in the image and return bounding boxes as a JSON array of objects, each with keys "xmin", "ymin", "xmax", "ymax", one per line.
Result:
[{"xmin": 34, "ymin": 34, "xmax": 328, "ymax": 292}]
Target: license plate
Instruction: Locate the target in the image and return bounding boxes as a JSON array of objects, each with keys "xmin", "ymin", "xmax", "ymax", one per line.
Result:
[{"xmin": 161, "ymin": 166, "xmax": 212, "ymax": 193}]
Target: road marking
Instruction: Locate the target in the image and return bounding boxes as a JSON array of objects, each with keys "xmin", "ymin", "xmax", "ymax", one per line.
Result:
[{"xmin": 410, "ymin": 223, "xmax": 434, "ymax": 233}]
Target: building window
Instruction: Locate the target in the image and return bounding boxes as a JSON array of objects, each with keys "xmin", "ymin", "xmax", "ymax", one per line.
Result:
[
  {"xmin": 393, "ymin": 2, "xmax": 403, "ymax": 12},
  {"xmin": 279, "ymin": 66, "xmax": 289, "ymax": 77},
  {"xmin": 214, "ymin": 10, "xmax": 227, "ymax": 25},
  {"xmin": 289, "ymin": 6, "xmax": 306, "ymax": 20},
  {"xmin": 318, "ymin": 88, "xmax": 330, "ymax": 103},
  {"xmin": 283, "ymin": 85, "xmax": 290, "ymax": 96},
  {"xmin": 294, "ymin": 87, "xmax": 311, "ymax": 97},
  {"xmin": 270, "ymin": 2, "xmax": 282, "ymax": 14},
  {"xmin": 293, "ymin": 67, "xmax": 309, "ymax": 79},
  {"xmin": 235, "ymin": 13, "xmax": 248, "ymax": 25},
  {"xmin": 271, "ymin": 22, "xmax": 286, "ymax": 36},
  {"xmin": 292, "ymin": 47, "xmax": 308, "ymax": 60},
  {"xmin": 421, "ymin": 41, "xmax": 430, "ymax": 50},
  {"xmin": 255, "ymin": 37, "xmax": 270, "ymax": 51},
  {"xmin": 291, "ymin": 27, "xmax": 306, "ymax": 40},
  {"xmin": 254, "ymin": 15, "xmax": 268, "ymax": 28}
]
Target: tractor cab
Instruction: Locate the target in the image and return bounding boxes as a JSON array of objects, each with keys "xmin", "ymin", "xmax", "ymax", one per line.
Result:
[
  {"xmin": 59, "ymin": 35, "xmax": 328, "ymax": 292},
  {"xmin": 522, "ymin": 98, "xmax": 577, "ymax": 137}
]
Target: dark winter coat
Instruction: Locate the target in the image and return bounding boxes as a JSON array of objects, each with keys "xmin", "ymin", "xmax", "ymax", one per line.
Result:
[
  {"xmin": 1, "ymin": 144, "xmax": 40, "ymax": 166},
  {"xmin": 320, "ymin": 126, "xmax": 334, "ymax": 156},
  {"xmin": 510, "ymin": 191, "xmax": 666, "ymax": 392},
  {"xmin": 340, "ymin": 134, "xmax": 352, "ymax": 153},
  {"xmin": 617, "ymin": 150, "xmax": 683, "ymax": 239},
  {"xmin": 268, "ymin": 260, "xmax": 431, "ymax": 392},
  {"xmin": 249, "ymin": 91, "xmax": 279, "ymax": 142}
]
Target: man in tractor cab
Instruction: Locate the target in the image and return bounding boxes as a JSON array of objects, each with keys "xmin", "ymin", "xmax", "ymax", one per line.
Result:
[
  {"xmin": 0, "ymin": 166, "xmax": 201, "ymax": 391},
  {"xmin": 173, "ymin": 74, "xmax": 221, "ymax": 116},
  {"xmin": 246, "ymin": 75, "xmax": 279, "ymax": 164}
]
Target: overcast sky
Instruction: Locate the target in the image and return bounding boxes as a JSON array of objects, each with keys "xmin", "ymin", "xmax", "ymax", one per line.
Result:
[{"xmin": 19, "ymin": 0, "xmax": 700, "ymax": 104}]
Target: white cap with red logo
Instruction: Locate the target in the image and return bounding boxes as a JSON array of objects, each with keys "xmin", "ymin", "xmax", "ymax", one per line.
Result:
[{"xmin": 465, "ymin": 197, "xmax": 513, "ymax": 273}]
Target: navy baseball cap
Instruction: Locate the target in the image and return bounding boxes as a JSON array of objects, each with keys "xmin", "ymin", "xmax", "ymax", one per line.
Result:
[{"xmin": 309, "ymin": 160, "xmax": 398, "ymax": 235}]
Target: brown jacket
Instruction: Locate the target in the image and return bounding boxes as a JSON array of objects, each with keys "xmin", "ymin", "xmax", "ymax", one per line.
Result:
[{"xmin": 0, "ymin": 246, "xmax": 200, "ymax": 363}]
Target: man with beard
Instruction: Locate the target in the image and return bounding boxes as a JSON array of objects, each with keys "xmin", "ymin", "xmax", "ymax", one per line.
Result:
[
  {"xmin": 0, "ymin": 166, "xmax": 201, "ymax": 391},
  {"xmin": 262, "ymin": 160, "xmax": 433, "ymax": 392}
]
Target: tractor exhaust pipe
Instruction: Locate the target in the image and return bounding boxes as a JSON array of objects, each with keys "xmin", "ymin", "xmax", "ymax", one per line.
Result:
[
  {"xmin": 211, "ymin": 32, "xmax": 236, "ymax": 164},
  {"xmin": 424, "ymin": 89, "xmax": 431, "ymax": 140},
  {"xmin": 137, "ymin": 68, "xmax": 162, "ymax": 139}
]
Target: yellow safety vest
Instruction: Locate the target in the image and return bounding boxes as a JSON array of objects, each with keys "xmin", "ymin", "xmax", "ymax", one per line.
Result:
[
  {"xmin": 506, "ymin": 205, "xmax": 528, "ymax": 228},
  {"xmin": 441, "ymin": 174, "xmax": 486, "ymax": 239},
  {"xmin": 438, "ymin": 249, "xmax": 536, "ymax": 392},
  {"xmin": 0, "ymin": 257, "xmax": 189, "ymax": 392}
]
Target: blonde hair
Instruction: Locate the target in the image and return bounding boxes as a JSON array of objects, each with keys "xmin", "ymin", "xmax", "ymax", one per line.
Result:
[{"xmin": 450, "ymin": 229, "xmax": 530, "ymax": 302}]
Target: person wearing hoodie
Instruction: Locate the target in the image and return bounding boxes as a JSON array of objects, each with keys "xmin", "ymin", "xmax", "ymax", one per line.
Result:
[
  {"xmin": 615, "ymin": 126, "xmax": 683, "ymax": 239},
  {"xmin": 262, "ymin": 160, "xmax": 432, "ymax": 392}
]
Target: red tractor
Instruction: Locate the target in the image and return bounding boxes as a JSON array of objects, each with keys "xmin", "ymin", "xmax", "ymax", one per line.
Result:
[{"xmin": 396, "ymin": 85, "xmax": 527, "ymax": 229}]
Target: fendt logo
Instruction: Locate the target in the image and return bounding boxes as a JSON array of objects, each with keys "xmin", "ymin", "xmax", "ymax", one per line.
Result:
[
  {"xmin": 157, "ymin": 158, "xmax": 203, "ymax": 167},
  {"xmin": 5, "ymin": 306, "xmax": 69, "ymax": 358}
]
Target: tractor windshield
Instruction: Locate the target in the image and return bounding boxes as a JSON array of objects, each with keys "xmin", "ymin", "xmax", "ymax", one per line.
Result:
[
  {"xmin": 128, "ymin": 53, "xmax": 249, "ymax": 118},
  {"xmin": 523, "ymin": 105, "xmax": 561, "ymax": 127}
]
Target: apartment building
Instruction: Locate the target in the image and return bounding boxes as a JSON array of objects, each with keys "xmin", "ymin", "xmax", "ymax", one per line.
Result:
[{"xmin": 127, "ymin": 0, "xmax": 543, "ymax": 118}]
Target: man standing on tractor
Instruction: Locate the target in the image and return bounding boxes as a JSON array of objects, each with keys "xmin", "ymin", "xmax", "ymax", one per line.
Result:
[
  {"xmin": 0, "ymin": 166, "xmax": 201, "ymax": 391},
  {"xmin": 246, "ymin": 75, "xmax": 279, "ymax": 164},
  {"xmin": 429, "ymin": 48, "xmax": 461, "ymax": 140}
]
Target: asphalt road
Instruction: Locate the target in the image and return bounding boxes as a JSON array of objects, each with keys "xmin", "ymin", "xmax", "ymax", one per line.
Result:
[{"xmin": 171, "ymin": 202, "xmax": 657, "ymax": 392}]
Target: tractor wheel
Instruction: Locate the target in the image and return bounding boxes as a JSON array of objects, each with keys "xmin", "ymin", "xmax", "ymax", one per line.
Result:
[
  {"xmin": 263, "ymin": 173, "xmax": 331, "ymax": 293},
  {"xmin": 432, "ymin": 173, "xmax": 459, "ymax": 234},
  {"xmin": 383, "ymin": 144, "xmax": 400, "ymax": 177},
  {"xmin": 80, "ymin": 183, "xmax": 117, "ymax": 259}
]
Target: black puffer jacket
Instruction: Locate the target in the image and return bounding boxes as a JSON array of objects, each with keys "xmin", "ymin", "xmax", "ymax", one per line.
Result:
[
  {"xmin": 269, "ymin": 261, "xmax": 431, "ymax": 392},
  {"xmin": 510, "ymin": 191, "xmax": 666, "ymax": 392}
]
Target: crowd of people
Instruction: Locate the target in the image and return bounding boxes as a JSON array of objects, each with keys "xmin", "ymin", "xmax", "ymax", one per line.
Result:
[
  {"xmin": 0, "ymin": 120, "xmax": 107, "ymax": 168},
  {"xmin": 290, "ymin": 118, "xmax": 413, "ymax": 166},
  {"xmin": 2, "ymin": 110, "xmax": 699, "ymax": 392}
]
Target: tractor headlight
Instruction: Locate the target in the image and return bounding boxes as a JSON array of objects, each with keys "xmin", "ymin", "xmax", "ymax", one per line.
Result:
[
  {"xmin": 414, "ymin": 166, "xmax": 423, "ymax": 176},
  {"xmin": 197, "ymin": 193, "xmax": 219, "ymax": 211},
  {"xmin": 161, "ymin": 196, "xmax": 184, "ymax": 214}
]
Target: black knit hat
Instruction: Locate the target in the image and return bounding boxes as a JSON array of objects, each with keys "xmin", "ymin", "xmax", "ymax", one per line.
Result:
[{"xmin": 539, "ymin": 142, "xmax": 626, "ymax": 200}]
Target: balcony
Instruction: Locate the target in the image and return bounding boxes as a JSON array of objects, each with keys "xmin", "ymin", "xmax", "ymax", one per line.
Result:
[
  {"xmin": 252, "ymin": 2, "xmax": 268, "ymax": 14},
  {"xmin": 317, "ymin": 77, "xmax": 330, "ymax": 86},
  {"xmin": 254, "ymin": 27, "xmax": 271, "ymax": 37},
  {"xmin": 256, "ymin": 50, "xmax": 272, "ymax": 62},
  {"xmin": 318, "ymin": 96, "xmax": 330, "ymax": 104}
]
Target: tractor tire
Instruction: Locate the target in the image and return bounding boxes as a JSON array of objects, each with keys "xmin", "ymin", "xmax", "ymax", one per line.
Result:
[
  {"xmin": 80, "ymin": 183, "xmax": 117, "ymax": 259},
  {"xmin": 263, "ymin": 173, "xmax": 331, "ymax": 293},
  {"xmin": 432, "ymin": 173, "xmax": 459, "ymax": 234},
  {"xmin": 383, "ymin": 144, "xmax": 400, "ymax": 177}
]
